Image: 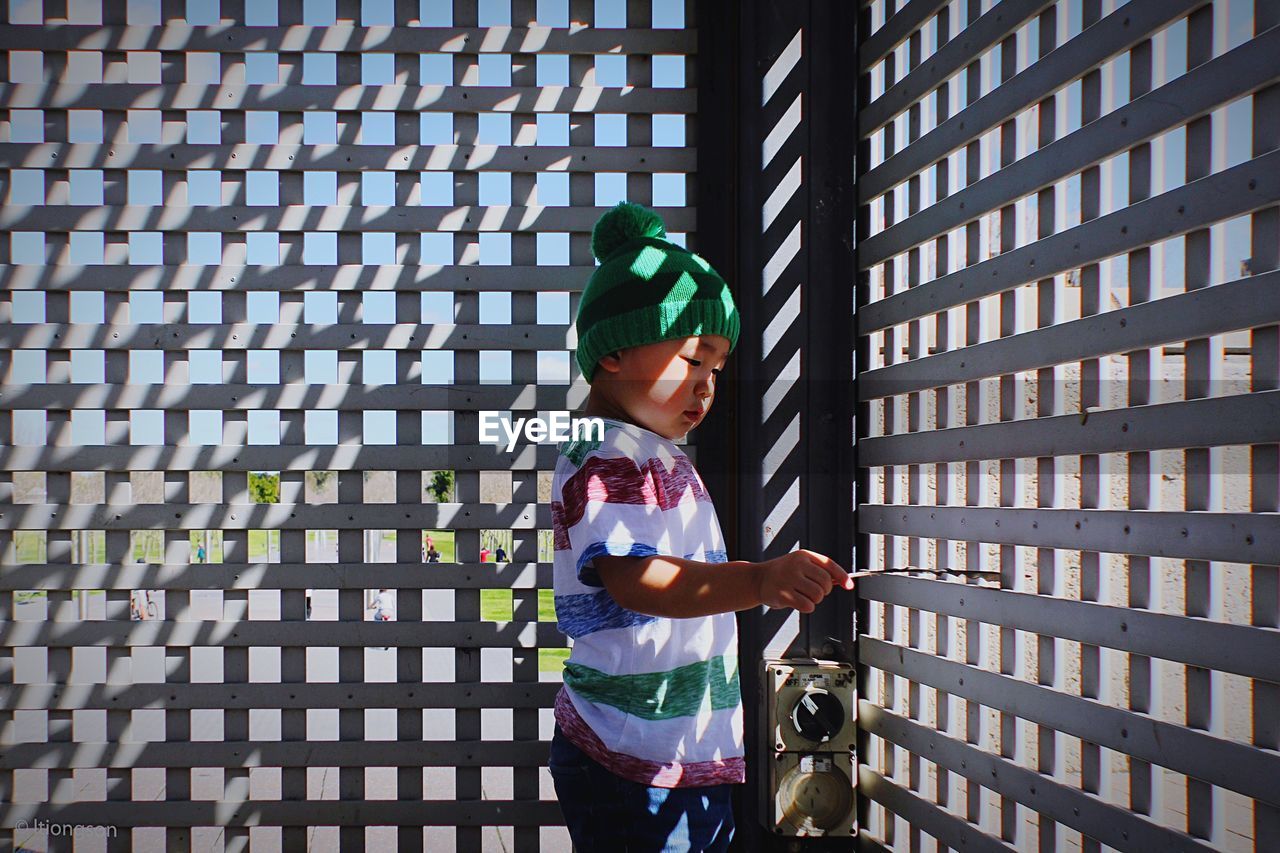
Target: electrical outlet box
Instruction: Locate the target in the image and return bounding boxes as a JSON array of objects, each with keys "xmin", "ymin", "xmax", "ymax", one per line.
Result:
[
  {"xmin": 770, "ymin": 751, "xmax": 856, "ymax": 837},
  {"xmin": 761, "ymin": 658, "xmax": 857, "ymax": 837},
  {"xmin": 765, "ymin": 659, "xmax": 856, "ymax": 752}
]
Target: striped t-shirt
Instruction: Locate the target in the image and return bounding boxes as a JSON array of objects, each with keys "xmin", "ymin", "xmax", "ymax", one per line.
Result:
[{"xmin": 550, "ymin": 417, "xmax": 746, "ymax": 788}]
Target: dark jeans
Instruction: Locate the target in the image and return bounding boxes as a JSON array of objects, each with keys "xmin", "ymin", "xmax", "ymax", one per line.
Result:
[{"xmin": 548, "ymin": 722, "xmax": 736, "ymax": 852}]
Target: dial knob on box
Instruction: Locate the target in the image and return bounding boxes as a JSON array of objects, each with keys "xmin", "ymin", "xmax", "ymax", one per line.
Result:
[{"xmin": 789, "ymin": 687, "xmax": 844, "ymax": 743}]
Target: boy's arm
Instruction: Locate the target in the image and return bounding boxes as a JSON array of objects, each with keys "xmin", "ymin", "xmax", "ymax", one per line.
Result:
[
  {"xmin": 594, "ymin": 554, "xmax": 763, "ymax": 618},
  {"xmin": 594, "ymin": 550, "xmax": 853, "ymax": 619}
]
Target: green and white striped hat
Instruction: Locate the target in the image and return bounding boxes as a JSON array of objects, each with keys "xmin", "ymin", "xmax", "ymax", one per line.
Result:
[{"xmin": 574, "ymin": 201, "xmax": 740, "ymax": 383}]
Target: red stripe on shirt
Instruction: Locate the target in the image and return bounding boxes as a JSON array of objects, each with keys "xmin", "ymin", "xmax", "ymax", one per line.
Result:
[
  {"xmin": 550, "ymin": 500, "xmax": 572, "ymax": 551},
  {"xmin": 553, "ymin": 685, "xmax": 745, "ymax": 788},
  {"xmin": 557, "ymin": 454, "xmax": 711, "ymax": 534}
]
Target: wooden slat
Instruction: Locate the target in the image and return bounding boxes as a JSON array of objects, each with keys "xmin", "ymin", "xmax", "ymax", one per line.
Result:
[
  {"xmin": 0, "ymin": 799, "xmax": 563, "ymax": 827},
  {"xmin": 0, "ymin": 204, "xmax": 696, "ymax": 233},
  {"xmin": 0, "ymin": 263, "xmax": 603, "ymax": 292},
  {"xmin": 859, "ymin": 504, "xmax": 1280, "ymax": 566},
  {"xmin": 0, "ymin": 322, "xmax": 576, "ymax": 350},
  {"xmin": 0, "ymin": 82, "xmax": 696, "ymax": 113},
  {"xmin": 0, "ymin": 501, "xmax": 552, "ymax": 532},
  {"xmin": 0, "ymin": 23, "xmax": 698, "ymax": 54},
  {"xmin": 860, "ymin": 390, "xmax": 1280, "ymax": 465},
  {"xmin": 0, "ymin": 142, "xmax": 696, "ymax": 172},
  {"xmin": 0, "ymin": 619, "xmax": 563, "ymax": 648},
  {"xmin": 0, "ymin": 381, "xmax": 585, "ymax": 413},
  {"xmin": 0, "ymin": 562, "xmax": 551, "ymax": 592}
]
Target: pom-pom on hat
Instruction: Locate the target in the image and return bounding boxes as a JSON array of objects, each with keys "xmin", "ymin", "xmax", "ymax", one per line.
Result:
[{"xmin": 575, "ymin": 201, "xmax": 740, "ymax": 383}]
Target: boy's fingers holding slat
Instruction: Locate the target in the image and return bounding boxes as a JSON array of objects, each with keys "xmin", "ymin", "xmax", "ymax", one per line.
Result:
[{"xmin": 799, "ymin": 549, "xmax": 853, "ymax": 588}]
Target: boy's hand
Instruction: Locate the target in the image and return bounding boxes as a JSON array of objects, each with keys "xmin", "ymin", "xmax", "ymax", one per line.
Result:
[{"xmin": 755, "ymin": 549, "xmax": 854, "ymax": 613}]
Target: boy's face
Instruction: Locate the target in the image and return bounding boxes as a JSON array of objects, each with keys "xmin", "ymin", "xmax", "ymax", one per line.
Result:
[{"xmin": 594, "ymin": 334, "xmax": 730, "ymax": 440}]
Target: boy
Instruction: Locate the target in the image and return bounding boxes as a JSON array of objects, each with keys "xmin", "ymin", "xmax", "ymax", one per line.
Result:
[{"xmin": 548, "ymin": 202, "xmax": 852, "ymax": 851}]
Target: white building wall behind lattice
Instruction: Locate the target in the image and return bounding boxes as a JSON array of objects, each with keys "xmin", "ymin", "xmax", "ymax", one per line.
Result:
[{"xmin": 0, "ymin": 0, "xmax": 698, "ymax": 849}]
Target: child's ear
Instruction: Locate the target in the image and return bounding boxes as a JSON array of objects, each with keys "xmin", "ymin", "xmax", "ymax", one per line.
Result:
[{"xmin": 596, "ymin": 350, "xmax": 624, "ymax": 374}]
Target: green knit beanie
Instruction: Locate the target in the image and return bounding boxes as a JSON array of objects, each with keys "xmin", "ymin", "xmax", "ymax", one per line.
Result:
[{"xmin": 575, "ymin": 201, "xmax": 740, "ymax": 383}]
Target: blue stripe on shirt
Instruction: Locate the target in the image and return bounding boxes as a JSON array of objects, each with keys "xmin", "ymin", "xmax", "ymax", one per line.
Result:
[
  {"xmin": 555, "ymin": 589, "xmax": 659, "ymax": 638},
  {"xmin": 560, "ymin": 548, "xmax": 732, "ymax": 637},
  {"xmin": 576, "ymin": 540, "xmax": 661, "ymax": 587}
]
